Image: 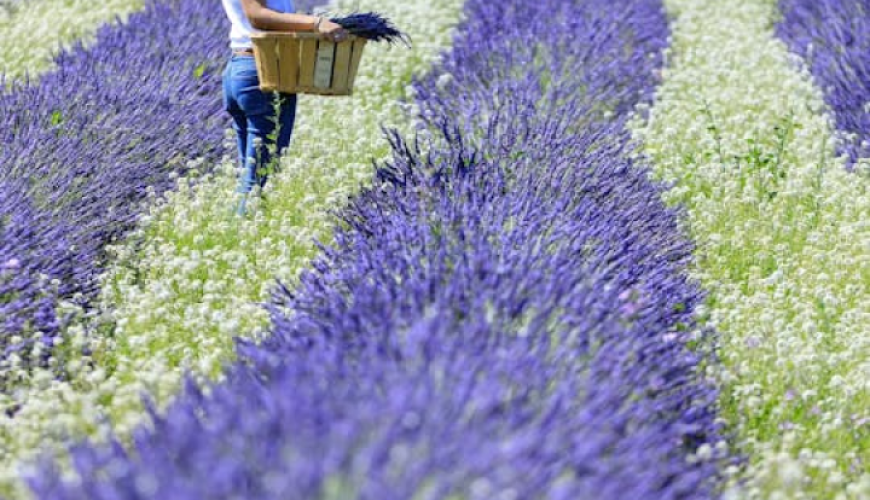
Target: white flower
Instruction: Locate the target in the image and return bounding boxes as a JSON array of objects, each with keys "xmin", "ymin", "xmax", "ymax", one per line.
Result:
[
  {"xmin": 0, "ymin": 0, "xmax": 144, "ymax": 80},
  {"xmin": 629, "ymin": 0, "xmax": 870, "ymax": 496},
  {"xmin": 436, "ymin": 72, "xmax": 453, "ymax": 90},
  {"xmin": 0, "ymin": 0, "xmax": 465, "ymax": 496}
]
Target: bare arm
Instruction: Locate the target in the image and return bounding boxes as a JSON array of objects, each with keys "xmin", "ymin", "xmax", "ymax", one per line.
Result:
[{"xmin": 240, "ymin": 0, "xmax": 347, "ymax": 40}]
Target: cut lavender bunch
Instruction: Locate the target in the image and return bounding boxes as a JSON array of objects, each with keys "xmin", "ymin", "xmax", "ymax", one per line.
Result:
[{"xmin": 331, "ymin": 12, "xmax": 410, "ymax": 46}]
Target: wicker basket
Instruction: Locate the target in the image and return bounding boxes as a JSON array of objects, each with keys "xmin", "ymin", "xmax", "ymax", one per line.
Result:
[{"xmin": 251, "ymin": 32, "xmax": 367, "ymax": 96}]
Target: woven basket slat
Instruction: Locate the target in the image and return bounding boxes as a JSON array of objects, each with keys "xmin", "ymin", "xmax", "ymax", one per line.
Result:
[
  {"xmin": 332, "ymin": 42, "xmax": 353, "ymax": 93},
  {"xmin": 252, "ymin": 32, "xmax": 367, "ymax": 96}
]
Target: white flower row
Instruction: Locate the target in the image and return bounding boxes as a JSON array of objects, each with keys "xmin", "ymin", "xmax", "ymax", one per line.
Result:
[
  {"xmin": 0, "ymin": 0, "xmax": 144, "ymax": 80},
  {"xmin": 630, "ymin": 0, "xmax": 870, "ymax": 498},
  {"xmin": 0, "ymin": 0, "xmax": 462, "ymax": 497}
]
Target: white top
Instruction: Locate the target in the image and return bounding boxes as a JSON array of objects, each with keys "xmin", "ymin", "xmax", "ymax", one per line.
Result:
[{"xmin": 221, "ymin": 0, "xmax": 296, "ymax": 49}]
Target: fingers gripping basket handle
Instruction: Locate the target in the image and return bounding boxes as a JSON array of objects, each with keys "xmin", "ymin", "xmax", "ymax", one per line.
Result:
[{"xmin": 251, "ymin": 32, "xmax": 367, "ymax": 96}]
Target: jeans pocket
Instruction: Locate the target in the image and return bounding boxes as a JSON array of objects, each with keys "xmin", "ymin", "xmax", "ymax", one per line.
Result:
[
  {"xmin": 237, "ymin": 84, "xmax": 273, "ymax": 116},
  {"xmin": 232, "ymin": 69, "xmax": 259, "ymax": 81},
  {"xmin": 231, "ymin": 57, "xmax": 259, "ymax": 80}
]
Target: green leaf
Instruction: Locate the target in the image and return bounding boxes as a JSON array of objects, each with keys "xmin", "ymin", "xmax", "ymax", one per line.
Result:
[
  {"xmin": 193, "ymin": 62, "xmax": 207, "ymax": 79},
  {"xmin": 50, "ymin": 110, "xmax": 63, "ymax": 127}
]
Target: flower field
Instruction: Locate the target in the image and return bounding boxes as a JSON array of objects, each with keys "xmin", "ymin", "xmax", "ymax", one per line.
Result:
[{"xmin": 0, "ymin": 0, "xmax": 868, "ymax": 498}]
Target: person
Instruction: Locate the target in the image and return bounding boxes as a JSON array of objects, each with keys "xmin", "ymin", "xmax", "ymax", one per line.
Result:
[{"xmin": 221, "ymin": 0, "xmax": 348, "ymax": 215}]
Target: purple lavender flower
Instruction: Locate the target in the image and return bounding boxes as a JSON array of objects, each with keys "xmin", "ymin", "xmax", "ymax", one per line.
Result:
[
  {"xmin": 28, "ymin": 0, "xmax": 729, "ymax": 497},
  {"xmin": 0, "ymin": 258, "xmax": 20, "ymax": 270},
  {"xmin": 0, "ymin": 0, "xmax": 322, "ymax": 389},
  {"xmin": 331, "ymin": 12, "xmax": 410, "ymax": 46},
  {"xmin": 776, "ymin": 0, "xmax": 870, "ymax": 168}
]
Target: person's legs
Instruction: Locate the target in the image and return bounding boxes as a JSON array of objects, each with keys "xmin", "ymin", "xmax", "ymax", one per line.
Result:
[
  {"xmin": 231, "ymin": 116, "xmax": 248, "ymax": 171},
  {"xmin": 224, "ymin": 57, "xmax": 252, "ymax": 215},
  {"xmin": 240, "ymin": 112, "xmax": 273, "ymax": 195},
  {"xmin": 222, "ymin": 58, "xmax": 248, "ymax": 173},
  {"xmin": 225, "ymin": 55, "xmax": 299, "ymax": 214},
  {"xmin": 271, "ymin": 93, "xmax": 298, "ymax": 186},
  {"xmin": 243, "ymin": 93, "xmax": 298, "ymax": 191}
]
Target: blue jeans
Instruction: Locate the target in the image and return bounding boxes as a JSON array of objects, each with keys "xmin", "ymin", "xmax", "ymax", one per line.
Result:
[{"xmin": 222, "ymin": 54, "xmax": 298, "ymax": 194}]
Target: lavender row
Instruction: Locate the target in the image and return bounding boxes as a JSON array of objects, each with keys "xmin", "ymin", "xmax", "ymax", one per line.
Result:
[
  {"xmin": 0, "ymin": 0, "xmax": 309, "ymax": 387},
  {"xmin": 776, "ymin": 0, "xmax": 870, "ymax": 168},
  {"xmin": 29, "ymin": 0, "xmax": 727, "ymax": 497}
]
